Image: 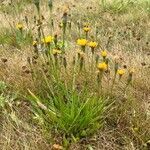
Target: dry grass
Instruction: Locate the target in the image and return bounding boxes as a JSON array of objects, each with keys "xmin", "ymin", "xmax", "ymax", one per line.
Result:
[{"xmin": 0, "ymin": 0, "xmax": 150, "ymax": 149}]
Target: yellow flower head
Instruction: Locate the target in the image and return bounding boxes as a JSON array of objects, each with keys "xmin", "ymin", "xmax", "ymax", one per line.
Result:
[
  {"xmin": 117, "ymin": 69, "xmax": 125, "ymax": 76},
  {"xmin": 101, "ymin": 50, "xmax": 107, "ymax": 57},
  {"xmin": 77, "ymin": 39, "xmax": 88, "ymax": 46},
  {"xmin": 97, "ymin": 62, "xmax": 107, "ymax": 71},
  {"xmin": 88, "ymin": 41, "xmax": 98, "ymax": 48},
  {"xmin": 83, "ymin": 27, "xmax": 91, "ymax": 32},
  {"xmin": 32, "ymin": 41, "xmax": 37, "ymax": 47},
  {"xmin": 42, "ymin": 36, "xmax": 53, "ymax": 44},
  {"xmin": 16, "ymin": 23, "xmax": 23, "ymax": 30},
  {"xmin": 52, "ymin": 49, "xmax": 62, "ymax": 55}
]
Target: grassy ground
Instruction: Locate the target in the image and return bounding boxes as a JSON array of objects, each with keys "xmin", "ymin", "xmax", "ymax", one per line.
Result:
[{"xmin": 0, "ymin": 0, "xmax": 150, "ymax": 149}]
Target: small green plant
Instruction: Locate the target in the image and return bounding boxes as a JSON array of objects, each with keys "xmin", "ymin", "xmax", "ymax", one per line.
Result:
[
  {"xmin": 0, "ymin": 28, "xmax": 14, "ymax": 45},
  {"xmin": 28, "ymin": 76, "xmax": 110, "ymax": 141},
  {"xmin": 0, "ymin": 26, "xmax": 32, "ymax": 47},
  {"xmin": 0, "ymin": 81, "xmax": 7, "ymax": 92},
  {"xmin": 0, "ymin": 81, "xmax": 21, "ymax": 127},
  {"xmin": 0, "ymin": 81, "xmax": 14, "ymax": 109}
]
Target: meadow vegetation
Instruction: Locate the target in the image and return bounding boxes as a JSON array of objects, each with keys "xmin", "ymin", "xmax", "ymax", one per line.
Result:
[{"xmin": 0, "ymin": 0, "xmax": 150, "ymax": 149}]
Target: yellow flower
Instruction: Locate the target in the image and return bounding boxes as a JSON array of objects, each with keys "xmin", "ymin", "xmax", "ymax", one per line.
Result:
[
  {"xmin": 97, "ymin": 62, "xmax": 107, "ymax": 71},
  {"xmin": 101, "ymin": 50, "xmax": 107, "ymax": 57},
  {"xmin": 88, "ymin": 41, "xmax": 98, "ymax": 48},
  {"xmin": 117, "ymin": 69, "xmax": 125, "ymax": 76},
  {"xmin": 16, "ymin": 23, "xmax": 23, "ymax": 30},
  {"xmin": 83, "ymin": 27, "xmax": 91, "ymax": 32},
  {"xmin": 52, "ymin": 49, "xmax": 62, "ymax": 55},
  {"xmin": 77, "ymin": 39, "xmax": 88, "ymax": 46},
  {"xmin": 42, "ymin": 36, "xmax": 53, "ymax": 44},
  {"xmin": 32, "ymin": 41, "xmax": 37, "ymax": 47}
]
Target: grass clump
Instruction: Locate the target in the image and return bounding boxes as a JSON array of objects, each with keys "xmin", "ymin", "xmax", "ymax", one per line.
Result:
[{"xmin": 29, "ymin": 78, "xmax": 110, "ymax": 141}]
